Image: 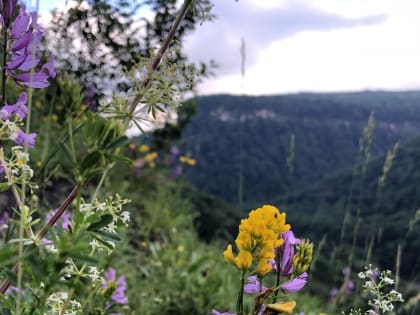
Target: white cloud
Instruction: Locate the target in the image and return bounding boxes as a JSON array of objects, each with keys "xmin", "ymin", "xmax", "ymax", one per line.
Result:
[{"xmin": 190, "ymin": 0, "xmax": 420, "ymax": 95}]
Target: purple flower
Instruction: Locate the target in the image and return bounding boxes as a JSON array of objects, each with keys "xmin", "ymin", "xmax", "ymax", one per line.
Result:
[
  {"xmin": 170, "ymin": 145, "xmax": 180, "ymax": 163},
  {"xmin": 41, "ymin": 55, "xmax": 56, "ymax": 78},
  {"xmin": 347, "ymin": 280, "xmax": 354, "ymax": 294},
  {"xmin": 102, "ymin": 268, "xmax": 128, "ymax": 305},
  {"xmin": 12, "ymin": 71, "xmax": 51, "ymax": 88},
  {"xmin": 211, "ymin": 310, "xmax": 237, "ymax": 315},
  {"xmin": 4, "ymin": 5, "xmax": 55, "ymax": 89},
  {"xmin": 0, "ymin": 92, "xmax": 28, "ymax": 120},
  {"xmin": 46, "ymin": 210, "xmax": 71, "ymax": 231},
  {"xmin": 244, "ymin": 275, "xmax": 267, "ymax": 294},
  {"xmin": 10, "ymin": 6, "xmax": 31, "ymax": 38},
  {"xmin": 13, "ymin": 129, "xmax": 36, "ymax": 147},
  {"xmin": 280, "ymin": 272, "xmax": 308, "ymax": 292},
  {"xmin": 0, "ymin": 0, "xmax": 18, "ymax": 27},
  {"xmin": 0, "ymin": 212, "xmax": 9, "ymax": 232},
  {"xmin": 280, "ymin": 230, "xmax": 300, "ymax": 275}
]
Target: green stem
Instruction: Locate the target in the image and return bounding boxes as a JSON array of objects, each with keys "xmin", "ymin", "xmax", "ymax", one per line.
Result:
[
  {"xmin": 273, "ymin": 249, "xmax": 281, "ymax": 302},
  {"xmin": 237, "ymin": 272, "xmax": 245, "ymax": 315},
  {"xmin": 90, "ymin": 163, "xmax": 113, "ymax": 203}
]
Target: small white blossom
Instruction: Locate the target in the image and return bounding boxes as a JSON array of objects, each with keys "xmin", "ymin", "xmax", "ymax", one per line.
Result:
[{"xmin": 121, "ymin": 211, "xmax": 131, "ymax": 224}]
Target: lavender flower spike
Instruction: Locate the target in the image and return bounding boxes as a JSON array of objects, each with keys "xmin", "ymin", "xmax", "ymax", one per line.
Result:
[{"xmin": 280, "ymin": 272, "xmax": 308, "ymax": 292}]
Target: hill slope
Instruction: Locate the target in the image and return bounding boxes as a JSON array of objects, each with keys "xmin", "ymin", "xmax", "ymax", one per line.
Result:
[
  {"xmin": 183, "ymin": 91, "xmax": 420, "ymax": 206},
  {"xmin": 276, "ymin": 135, "xmax": 420, "ymax": 280}
]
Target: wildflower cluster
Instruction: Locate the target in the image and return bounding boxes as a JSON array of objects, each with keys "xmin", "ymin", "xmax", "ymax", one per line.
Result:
[
  {"xmin": 129, "ymin": 142, "xmax": 195, "ymax": 180},
  {"xmin": 346, "ymin": 266, "xmax": 403, "ymax": 315},
  {"xmin": 0, "ymin": 1, "xmax": 55, "ymax": 183},
  {"xmin": 80, "ymin": 194, "xmax": 131, "ymax": 254},
  {"xmin": 216, "ymin": 205, "xmax": 313, "ymax": 315}
]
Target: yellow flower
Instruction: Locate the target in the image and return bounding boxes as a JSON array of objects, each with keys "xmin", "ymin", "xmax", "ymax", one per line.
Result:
[
  {"xmin": 256, "ymin": 259, "xmax": 273, "ymax": 275},
  {"xmin": 223, "ymin": 244, "xmax": 236, "ymax": 266},
  {"xmin": 223, "ymin": 245, "xmax": 252, "ymax": 270},
  {"xmin": 128, "ymin": 143, "xmax": 136, "ymax": 150},
  {"xmin": 143, "ymin": 152, "xmax": 157, "ymax": 163},
  {"xmin": 236, "ymin": 250, "xmax": 252, "ymax": 269},
  {"xmin": 224, "ymin": 205, "xmax": 291, "ymax": 275},
  {"xmin": 138, "ymin": 144, "xmax": 149, "ymax": 153},
  {"xmin": 179, "ymin": 155, "xmax": 196, "ymax": 166},
  {"xmin": 267, "ymin": 301, "xmax": 296, "ymax": 314}
]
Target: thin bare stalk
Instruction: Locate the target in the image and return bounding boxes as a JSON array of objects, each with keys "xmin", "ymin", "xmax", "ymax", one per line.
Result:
[{"xmin": 126, "ymin": 0, "xmax": 193, "ymax": 118}]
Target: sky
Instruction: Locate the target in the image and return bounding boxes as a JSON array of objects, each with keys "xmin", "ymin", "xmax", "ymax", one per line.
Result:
[{"xmin": 33, "ymin": 0, "xmax": 420, "ymax": 96}]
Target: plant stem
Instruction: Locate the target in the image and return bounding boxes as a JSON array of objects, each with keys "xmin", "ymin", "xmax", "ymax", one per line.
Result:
[
  {"xmin": 237, "ymin": 272, "xmax": 245, "ymax": 315},
  {"xmin": 273, "ymin": 249, "xmax": 281, "ymax": 302},
  {"xmin": 126, "ymin": 0, "xmax": 193, "ymax": 119}
]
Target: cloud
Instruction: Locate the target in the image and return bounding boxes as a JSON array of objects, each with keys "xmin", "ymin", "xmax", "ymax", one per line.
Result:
[{"xmin": 184, "ymin": 0, "xmax": 388, "ymax": 76}]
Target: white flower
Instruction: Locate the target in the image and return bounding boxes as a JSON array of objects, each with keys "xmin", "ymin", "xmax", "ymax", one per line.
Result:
[
  {"xmin": 382, "ymin": 276, "xmax": 394, "ymax": 285},
  {"xmin": 88, "ymin": 266, "xmax": 102, "ymax": 283},
  {"xmin": 121, "ymin": 211, "xmax": 131, "ymax": 224}
]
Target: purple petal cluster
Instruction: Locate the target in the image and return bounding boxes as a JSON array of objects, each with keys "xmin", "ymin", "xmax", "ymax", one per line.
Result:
[
  {"xmin": 102, "ymin": 268, "xmax": 128, "ymax": 305},
  {"xmin": 2, "ymin": 4, "xmax": 55, "ymax": 88},
  {"xmin": 244, "ymin": 275, "xmax": 267, "ymax": 294},
  {"xmin": 0, "ymin": 92, "xmax": 27, "ymax": 120}
]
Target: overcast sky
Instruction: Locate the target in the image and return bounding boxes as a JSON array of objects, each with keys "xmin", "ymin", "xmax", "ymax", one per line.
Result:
[{"xmin": 36, "ymin": 0, "xmax": 420, "ymax": 96}]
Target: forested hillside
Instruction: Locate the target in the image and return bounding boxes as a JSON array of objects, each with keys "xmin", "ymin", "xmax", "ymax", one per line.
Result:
[
  {"xmin": 183, "ymin": 92, "xmax": 420, "ymax": 206},
  {"xmin": 277, "ymin": 135, "xmax": 420, "ymax": 280}
]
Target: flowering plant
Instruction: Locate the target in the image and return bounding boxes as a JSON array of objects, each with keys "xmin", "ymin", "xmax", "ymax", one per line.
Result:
[
  {"xmin": 0, "ymin": 0, "xmax": 203, "ymax": 313},
  {"xmin": 214, "ymin": 205, "xmax": 313, "ymax": 315}
]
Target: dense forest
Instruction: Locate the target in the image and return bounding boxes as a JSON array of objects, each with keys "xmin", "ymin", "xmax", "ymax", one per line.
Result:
[{"xmin": 183, "ymin": 92, "xmax": 420, "ymax": 205}]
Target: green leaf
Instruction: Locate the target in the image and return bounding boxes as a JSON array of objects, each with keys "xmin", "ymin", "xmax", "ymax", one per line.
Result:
[
  {"xmin": 104, "ymin": 153, "xmax": 131, "ymax": 163},
  {"xmin": 106, "ymin": 135, "xmax": 128, "ymax": 149},
  {"xmin": 91, "ymin": 233, "xmax": 115, "ymax": 250},
  {"xmin": 0, "ymin": 182, "xmax": 11, "ymax": 192},
  {"xmin": 81, "ymin": 151, "xmax": 102, "ymax": 171},
  {"xmin": 87, "ymin": 214, "xmax": 113, "ymax": 231},
  {"xmin": 59, "ymin": 141, "xmax": 75, "ymax": 164},
  {"xmin": 93, "ymin": 229, "xmax": 121, "ymax": 242}
]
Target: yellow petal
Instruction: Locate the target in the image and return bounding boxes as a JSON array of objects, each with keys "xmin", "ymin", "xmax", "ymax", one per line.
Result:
[
  {"xmin": 267, "ymin": 301, "xmax": 296, "ymax": 314},
  {"xmin": 236, "ymin": 250, "xmax": 252, "ymax": 270},
  {"xmin": 223, "ymin": 244, "xmax": 236, "ymax": 266}
]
